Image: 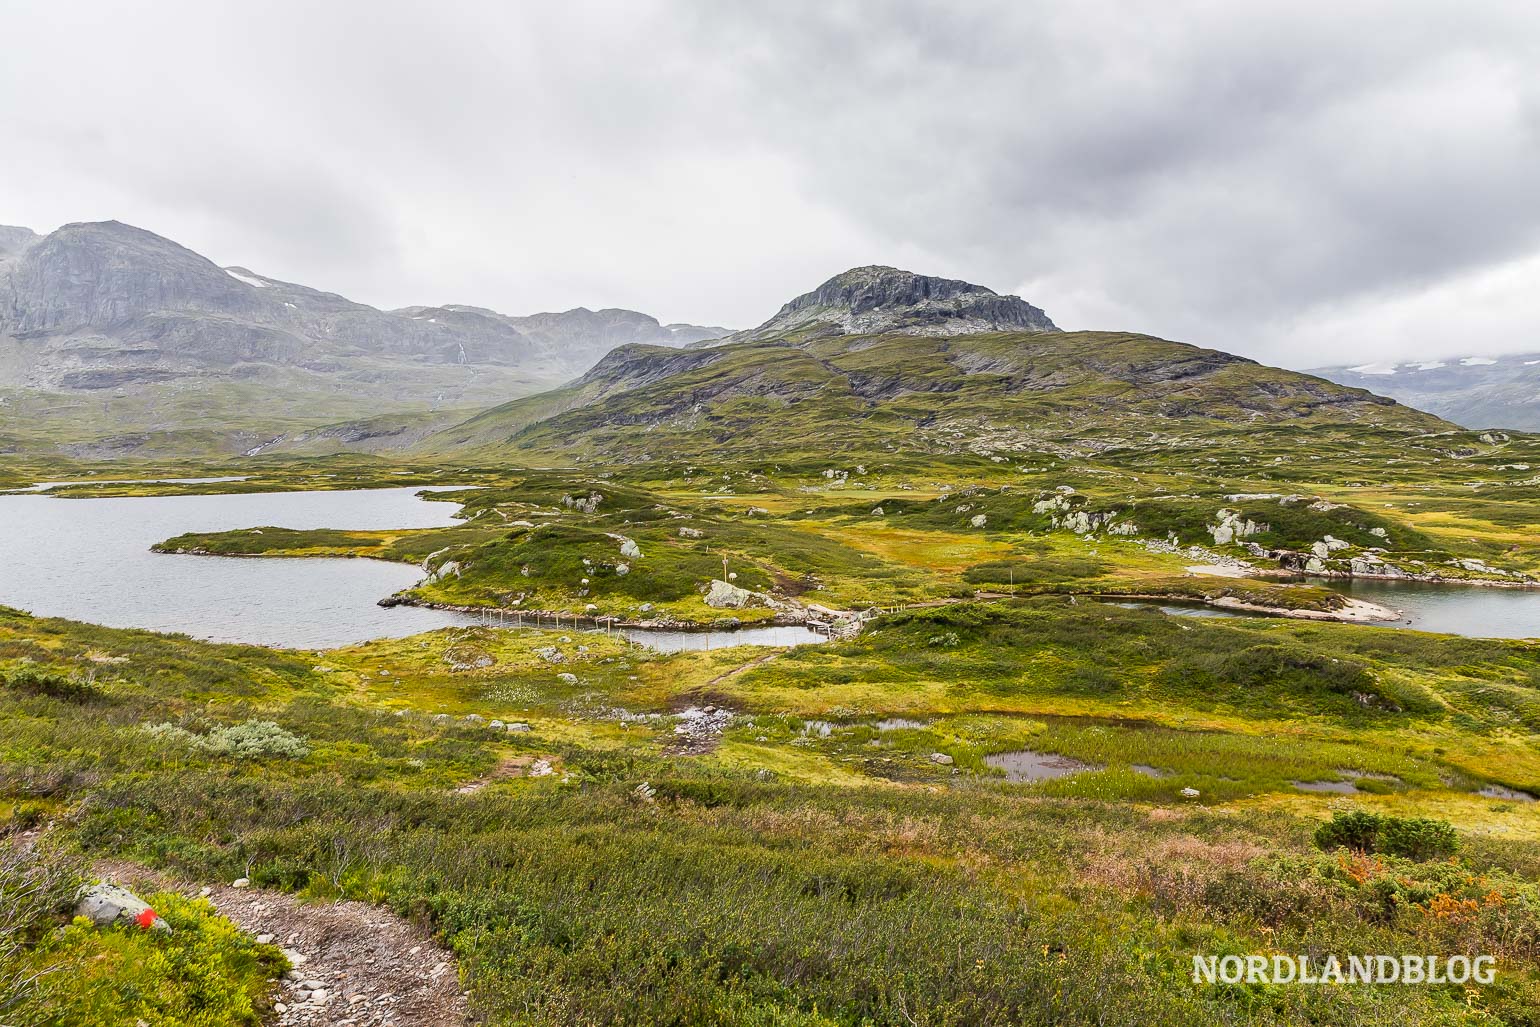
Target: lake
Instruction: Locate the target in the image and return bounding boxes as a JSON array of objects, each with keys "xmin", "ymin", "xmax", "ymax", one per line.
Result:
[
  {"xmin": 1112, "ymin": 579, "xmax": 1540, "ymax": 640},
  {"xmin": 0, "ymin": 485, "xmax": 834, "ymax": 652},
  {"xmin": 4, "ymin": 484, "xmax": 1528, "ymax": 648},
  {"xmin": 1318, "ymin": 579, "xmax": 1540, "ymax": 639},
  {"xmin": 0, "ymin": 486, "xmax": 484, "ymax": 648}
]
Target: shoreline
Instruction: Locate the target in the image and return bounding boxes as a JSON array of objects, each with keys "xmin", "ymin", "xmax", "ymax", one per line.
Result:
[
  {"xmin": 1090, "ymin": 591, "xmax": 1401, "ymax": 624},
  {"xmin": 377, "ymin": 592, "xmax": 846, "ymax": 635},
  {"xmin": 1256, "ymin": 568, "xmax": 1540, "ymax": 591},
  {"xmin": 385, "ymin": 586, "xmax": 1400, "ymax": 633}
]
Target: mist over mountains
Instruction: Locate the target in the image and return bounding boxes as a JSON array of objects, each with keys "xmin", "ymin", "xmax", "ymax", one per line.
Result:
[
  {"xmin": 0, "ymin": 220, "xmax": 728, "ymax": 421},
  {"xmin": 1314, "ymin": 355, "xmax": 1540, "ymax": 432},
  {"xmin": 0, "ymin": 219, "xmax": 1468, "ymax": 460}
]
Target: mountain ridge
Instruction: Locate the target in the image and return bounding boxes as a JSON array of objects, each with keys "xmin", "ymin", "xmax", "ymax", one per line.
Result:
[
  {"xmin": 0, "ymin": 220, "xmax": 728, "ymax": 438},
  {"xmin": 0, "ymin": 233, "xmax": 1456, "ymax": 459}
]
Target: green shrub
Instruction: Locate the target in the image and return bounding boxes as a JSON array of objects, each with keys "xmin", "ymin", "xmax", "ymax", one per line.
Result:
[
  {"xmin": 142, "ymin": 722, "xmax": 201, "ymax": 748},
  {"xmin": 0, "ymin": 845, "xmax": 81, "ymax": 1023},
  {"xmin": 1379, "ymin": 816, "xmax": 1459, "ymax": 861},
  {"xmin": 1314, "ymin": 811, "xmax": 1382, "ymax": 853},
  {"xmin": 19, "ymin": 890, "xmax": 283, "ymax": 1025},
  {"xmin": 962, "ymin": 557, "xmax": 1108, "ymax": 584},
  {"xmin": 1222, "ymin": 645, "xmax": 1373, "ymax": 695},
  {"xmin": 144, "ymin": 720, "xmax": 309, "ymax": 761},
  {"xmin": 1, "ymin": 803, "xmax": 46, "ymax": 835},
  {"xmin": 3, "ymin": 668, "xmax": 103, "ymax": 703},
  {"xmin": 1314, "ymin": 811, "xmax": 1458, "ymax": 861},
  {"xmin": 202, "ymin": 721, "xmax": 309, "ymax": 760}
]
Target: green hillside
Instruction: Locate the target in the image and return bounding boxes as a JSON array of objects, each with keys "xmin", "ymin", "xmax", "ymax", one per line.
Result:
[{"xmin": 420, "ymin": 330, "xmax": 1448, "ymax": 461}]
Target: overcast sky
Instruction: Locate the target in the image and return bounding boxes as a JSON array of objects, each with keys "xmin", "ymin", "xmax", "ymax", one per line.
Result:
[{"xmin": 2, "ymin": 0, "xmax": 1536, "ymax": 367}]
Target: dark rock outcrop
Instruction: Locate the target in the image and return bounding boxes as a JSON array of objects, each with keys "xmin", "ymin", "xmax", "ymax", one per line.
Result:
[{"xmin": 719, "ymin": 265, "xmax": 1058, "ymax": 343}]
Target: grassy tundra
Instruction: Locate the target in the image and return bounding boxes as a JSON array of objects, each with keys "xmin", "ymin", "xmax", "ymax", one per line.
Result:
[
  {"xmin": 6, "ymin": 429, "xmax": 1540, "ymax": 1024},
  {"xmin": 4, "ymin": 585, "xmax": 1540, "ymax": 1024}
]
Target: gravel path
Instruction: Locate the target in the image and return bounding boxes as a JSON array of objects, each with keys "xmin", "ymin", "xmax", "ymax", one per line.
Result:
[{"xmin": 96, "ymin": 861, "xmax": 473, "ymax": 1027}]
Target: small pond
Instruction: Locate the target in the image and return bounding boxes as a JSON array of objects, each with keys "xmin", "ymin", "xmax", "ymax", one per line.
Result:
[
  {"xmin": 985, "ymin": 749, "xmax": 1103, "ymax": 782},
  {"xmin": 617, "ymin": 625, "xmax": 829, "ymax": 653}
]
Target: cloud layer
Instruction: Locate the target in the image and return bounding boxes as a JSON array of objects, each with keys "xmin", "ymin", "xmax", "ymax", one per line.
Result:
[{"xmin": 1, "ymin": 0, "xmax": 1535, "ymax": 366}]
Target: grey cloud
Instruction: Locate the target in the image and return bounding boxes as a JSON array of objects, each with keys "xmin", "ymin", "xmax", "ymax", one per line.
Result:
[
  {"xmin": 676, "ymin": 1, "xmax": 1540, "ymax": 361},
  {"xmin": 0, "ymin": 0, "xmax": 1535, "ymax": 365}
]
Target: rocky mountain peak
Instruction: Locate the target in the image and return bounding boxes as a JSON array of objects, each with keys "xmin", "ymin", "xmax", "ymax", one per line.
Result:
[
  {"xmin": 724, "ymin": 265, "xmax": 1059, "ymax": 343},
  {"xmin": 0, "ymin": 218, "xmax": 730, "ymax": 415}
]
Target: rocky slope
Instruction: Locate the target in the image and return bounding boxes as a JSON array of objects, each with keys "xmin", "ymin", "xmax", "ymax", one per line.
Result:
[
  {"xmin": 1314, "ymin": 355, "xmax": 1540, "ymax": 432},
  {"xmin": 0, "ymin": 221, "xmax": 725, "ymax": 446},
  {"xmin": 710, "ymin": 265, "xmax": 1058, "ymax": 344}
]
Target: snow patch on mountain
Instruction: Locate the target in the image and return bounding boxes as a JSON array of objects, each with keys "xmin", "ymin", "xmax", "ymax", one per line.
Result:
[{"xmin": 224, "ymin": 268, "xmax": 268, "ymax": 288}]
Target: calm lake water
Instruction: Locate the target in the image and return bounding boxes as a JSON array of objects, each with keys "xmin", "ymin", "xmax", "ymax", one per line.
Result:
[
  {"xmin": 1111, "ymin": 582, "xmax": 1540, "ymax": 640},
  {"xmin": 0, "ymin": 485, "xmax": 835, "ymax": 652},
  {"xmin": 1323, "ymin": 579, "xmax": 1540, "ymax": 639},
  {"xmin": 0, "ymin": 486, "xmax": 484, "ymax": 648}
]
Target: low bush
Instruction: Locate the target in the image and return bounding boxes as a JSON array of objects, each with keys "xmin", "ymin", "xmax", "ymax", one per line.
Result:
[
  {"xmin": 1, "ymin": 845, "xmax": 81, "ymax": 1023},
  {"xmin": 202, "ymin": 721, "xmax": 310, "ymax": 760},
  {"xmin": 1313, "ymin": 810, "xmax": 1382, "ymax": 853},
  {"xmin": 1379, "ymin": 816, "xmax": 1460, "ymax": 862},
  {"xmin": 1315, "ymin": 811, "xmax": 1458, "ymax": 861},
  {"xmin": 1220, "ymin": 645, "xmax": 1373, "ymax": 695},
  {"xmin": 3, "ymin": 668, "xmax": 103, "ymax": 703},
  {"xmin": 145, "ymin": 720, "xmax": 309, "ymax": 761},
  {"xmin": 962, "ymin": 556, "xmax": 1108, "ymax": 584}
]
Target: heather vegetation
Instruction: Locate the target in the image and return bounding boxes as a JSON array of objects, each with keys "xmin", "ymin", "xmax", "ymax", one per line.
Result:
[
  {"xmin": 8, "ymin": 386, "xmax": 1540, "ymax": 1025},
  {"xmin": 3, "ymin": 554, "xmax": 1540, "ymax": 1024}
]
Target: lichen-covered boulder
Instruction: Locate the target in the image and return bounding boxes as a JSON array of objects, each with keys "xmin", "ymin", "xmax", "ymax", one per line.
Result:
[
  {"xmin": 443, "ymin": 645, "xmax": 494, "ymax": 671},
  {"xmin": 1209, "ymin": 509, "xmax": 1265, "ymax": 546},
  {"xmin": 703, "ymin": 579, "xmax": 754, "ymax": 609},
  {"xmin": 75, "ymin": 882, "xmax": 171, "ymax": 933}
]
